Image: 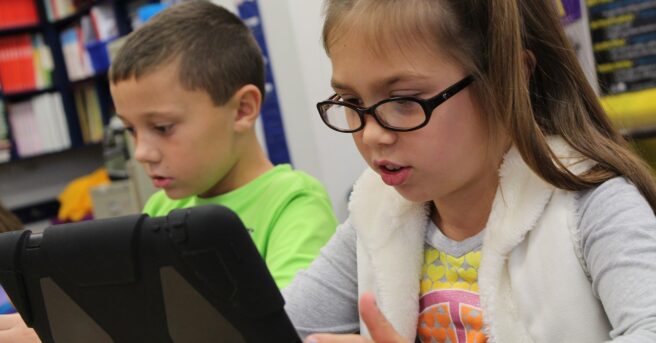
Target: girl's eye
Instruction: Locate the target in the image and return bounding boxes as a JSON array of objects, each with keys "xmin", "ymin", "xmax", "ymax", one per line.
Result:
[
  {"xmin": 124, "ymin": 127, "xmax": 136, "ymax": 137},
  {"xmin": 342, "ymin": 97, "xmax": 362, "ymax": 106},
  {"xmin": 391, "ymin": 92, "xmax": 421, "ymax": 99}
]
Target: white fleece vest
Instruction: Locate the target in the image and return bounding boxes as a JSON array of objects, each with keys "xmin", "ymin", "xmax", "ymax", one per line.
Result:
[{"xmin": 349, "ymin": 139, "xmax": 612, "ymax": 342}]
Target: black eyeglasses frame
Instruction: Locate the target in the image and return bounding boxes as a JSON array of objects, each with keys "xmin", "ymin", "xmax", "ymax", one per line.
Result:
[{"xmin": 316, "ymin": 75, "xmax": 475, "ymax": 133}]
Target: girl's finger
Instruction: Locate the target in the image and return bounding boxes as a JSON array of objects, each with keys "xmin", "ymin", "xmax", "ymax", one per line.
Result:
[{"xmin": 359, "ymin": 293, "xmax": 406, "ymax": 343}]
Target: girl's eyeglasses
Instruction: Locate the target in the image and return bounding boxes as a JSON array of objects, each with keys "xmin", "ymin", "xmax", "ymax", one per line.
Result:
[{"xmin": 316, "ymin": 75, "xmax": 474, "ymax": 133}]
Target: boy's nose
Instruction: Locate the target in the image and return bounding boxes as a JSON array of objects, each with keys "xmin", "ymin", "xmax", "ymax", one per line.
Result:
[
  {"xmin": 133, "ymin": 141, "xmax": 161, "ymax": 164},
  {"xmin": 360, "ymin": 115, "xmax": 396, "ymax": 147}
]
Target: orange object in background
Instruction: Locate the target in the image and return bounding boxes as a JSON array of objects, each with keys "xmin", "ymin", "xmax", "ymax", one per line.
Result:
[{"xmin": 57, "ymin": 168, "xmax": 110, "ymax": 222}]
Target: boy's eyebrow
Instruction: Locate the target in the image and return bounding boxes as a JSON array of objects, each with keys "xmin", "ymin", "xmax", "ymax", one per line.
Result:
[{"xmin": 115, "ymin": 111, "xmax": 180, "ymax": 121}]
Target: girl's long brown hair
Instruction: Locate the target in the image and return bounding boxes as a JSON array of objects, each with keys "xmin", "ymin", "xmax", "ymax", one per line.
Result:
[{"xmin": 323, "ymin": 0, "xmax": 656, "ymax": 211}]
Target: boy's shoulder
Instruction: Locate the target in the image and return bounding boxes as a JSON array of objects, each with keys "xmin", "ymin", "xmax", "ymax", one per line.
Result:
[
  {"xmin": 258, "ymin": 164, "xmax": 326, "ymax": 194},
  {"xmin": 232, "ymin": 164, "xmax": 332, "ymax": 211},
  {"xmin": 142, "ymin": 165, "xmax": 331, "ymax": 216}
]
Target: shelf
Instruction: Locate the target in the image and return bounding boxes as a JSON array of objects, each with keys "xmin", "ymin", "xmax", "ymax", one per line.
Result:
[
  {"xmin": 0, "ymin": 23, "xmax": 42, "ymax": 36},
  {"xmin": 1, "ymin": 87, "xmax": 56, "ymax": 101},
  {"xmin": 70, "ymin": 72, "xmax": 108, "ymax": 85},
  {"xmin": 11, "ymin": 198, "xmax": 60, "ymax": 225},
  {"xmin": 0, "ymin": 141, "xmax": 102, "ymax": 166},
  {"xmin": 0, "ymin": 143, "xmax": 104, "ymax": 215},
  {"xmin": 622, "ymin": 126, "xmax": 656, "ymax": 141}
]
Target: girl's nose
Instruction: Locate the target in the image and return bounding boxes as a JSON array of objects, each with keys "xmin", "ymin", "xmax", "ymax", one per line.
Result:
[{"xmin": 360, "ymin": 115, "xmax": 397, "ymax": 147}]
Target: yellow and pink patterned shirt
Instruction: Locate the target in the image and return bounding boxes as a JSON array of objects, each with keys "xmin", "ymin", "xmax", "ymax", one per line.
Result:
[{"xmin": 417, "ymin": 223, "xmax": 486, "ymax": 343}]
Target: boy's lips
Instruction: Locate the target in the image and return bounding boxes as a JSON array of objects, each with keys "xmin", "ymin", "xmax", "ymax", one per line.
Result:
[
  {"xmin": 374, "ymin": 160, "xmax": 412, "ymax": 186},
  {"xmin": 151, "ymin": 176, "xmax": 172, "ymax": 188}
]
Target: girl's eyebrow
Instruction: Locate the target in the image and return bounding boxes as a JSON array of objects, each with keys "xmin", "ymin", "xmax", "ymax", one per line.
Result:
[
  {"xmin": 330, "ymin": 80, "xmax": 350, "ymax": 91},
  {"xmin": 331, "ymin": 73, "xmax": 432, "ymax": 91}
]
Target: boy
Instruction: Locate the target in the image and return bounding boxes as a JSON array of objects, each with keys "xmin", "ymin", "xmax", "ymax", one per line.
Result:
[
  {"xmin": 0, "ymin": 2, "xmax": 337, "ymax": 341},
  {"xmin": 109, "ymin": 0, "xmax": 337, "ymax": 289}
]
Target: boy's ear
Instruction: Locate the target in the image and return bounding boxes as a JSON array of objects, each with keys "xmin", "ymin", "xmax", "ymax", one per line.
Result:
[{"xmin": 232, "ymin": 84, "xmax": 262, "ymax": 133}]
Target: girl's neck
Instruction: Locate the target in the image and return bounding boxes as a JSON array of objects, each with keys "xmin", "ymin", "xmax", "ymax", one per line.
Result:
[{"xmin": 431, "ymin": 176, "xmax": 498, "ymax": 242}]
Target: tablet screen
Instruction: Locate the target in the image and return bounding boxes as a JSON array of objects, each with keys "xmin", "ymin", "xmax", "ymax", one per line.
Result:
[{"xmin": 0, "ymin": 285, "xmax": 15, "ymax": 314}]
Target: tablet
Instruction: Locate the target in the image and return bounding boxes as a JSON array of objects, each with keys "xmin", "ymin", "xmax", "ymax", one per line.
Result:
[{"xmin": 0, "ymin": 204, "xmax": 300, "ymax": 343}]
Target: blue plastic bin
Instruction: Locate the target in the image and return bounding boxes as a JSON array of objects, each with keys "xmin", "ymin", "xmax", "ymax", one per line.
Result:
[{"xmin": 86, "ymin": 39, "xmax": 112, "ymax": 73}]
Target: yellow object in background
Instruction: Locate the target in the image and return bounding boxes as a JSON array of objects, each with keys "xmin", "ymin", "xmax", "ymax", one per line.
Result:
[
  {"xmin": 556, "ymin": 0, "xmax": 565, "ymax": 17},
  {"xmin": 602, "ymin": 89, "xmax": 656, "ymax": 131},
  {"xmin": 57, "ymin": 168, "xmax": 110, "ymax": 222}
]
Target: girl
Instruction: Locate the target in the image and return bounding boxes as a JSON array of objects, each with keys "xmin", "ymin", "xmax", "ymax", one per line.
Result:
[{"xmin": 283, "ymin": 0, "xmax": 656, "ymax": 342}]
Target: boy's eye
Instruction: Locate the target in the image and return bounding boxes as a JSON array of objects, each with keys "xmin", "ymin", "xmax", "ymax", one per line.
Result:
[
  {"xmin": 154, "ymin": 124, "xmax": 174, "ymax": 134},
  {"xmin": 124, "ymin": 127, "xmax": 136, "ymax": 137}
]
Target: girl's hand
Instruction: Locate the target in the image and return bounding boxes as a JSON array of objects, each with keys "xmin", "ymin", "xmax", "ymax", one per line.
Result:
[
  {"xmin": 305, "ymin": 293, "xmax": 409, "ymax": 343},
  {"xmin": 0, "ymin": 314, "xmax": 41, "ymax": 342}
]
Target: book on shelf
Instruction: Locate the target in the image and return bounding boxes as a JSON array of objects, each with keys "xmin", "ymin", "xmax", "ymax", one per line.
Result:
[
  {"xmin": 0, "ymin": 0, "xmax": 39, "ymax": 29},
  {"xmin": 8, "ymin": 100, "xmax": 39, "ymax": 157},
  {"xmin": 84, "ymin": 85, "xmax": 103, "ymax": 142},
  {"xmin": 60, "ymin": 9, "xmax": 118, "ymax": 81},
  {"xmin": 72, "ymin": 83, "xmax": 89, "ymax": 143},
  {"xmin": 0, "ymin": 33, "xmax": 54, "ymax": 94},
  {"xmin": 7, "ymin": 92, "xmax": 71, "ymax": 158},
  {"xmin": 0, "ymin": 140, "xmax": 9, "ymax": 163},
  {"xmin": 51, "ymin": 90, "xmax": 71, "ymax": 150},
  {"xmin": 32, "ymin": 94, "xmax": 54, "ymax": 152},
  {"xmin": 0, "ymin": 101, "xmax": 10, "ymax": 163},
  {"xmin": 32, "ymin": 34, "xmax": 54, "ymax": 89},
  {"xmin": 60, "ymin": 26, "xmax": 93, "ymax": 81},
  {"xmin": 73, "ymin": 83, "xmax": 103, "ymax": 143},
  {"xmin": 45, "ymin": 0, "xmax": 94, "ymax": 22},
  {"xmin": 90, "ymin": 3, "xmax": 118, "ymax": 42}
]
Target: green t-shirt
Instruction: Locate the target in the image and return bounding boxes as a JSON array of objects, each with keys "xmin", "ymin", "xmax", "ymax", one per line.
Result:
[{"xmin": 142, "ymin": 164, "xmax": 337, "ymax": 288}]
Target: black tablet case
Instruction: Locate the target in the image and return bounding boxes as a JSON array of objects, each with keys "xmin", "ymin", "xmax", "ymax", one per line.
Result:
[{"xmin": 0, "ymin": 204, "xmax": 301, "ymax": 343}]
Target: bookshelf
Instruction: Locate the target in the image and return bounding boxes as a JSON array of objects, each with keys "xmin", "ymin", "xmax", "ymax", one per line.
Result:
[
  {"xmin": 0, "ymin": 0, "xmax": 133, "ymax": 162},
  {"xmin": 0, "ymin": 24, "xmax": 43, "ymax": 36},
  {"xmin": 0, "ymin": 0, "xmax": 161, "ymax": 225}
]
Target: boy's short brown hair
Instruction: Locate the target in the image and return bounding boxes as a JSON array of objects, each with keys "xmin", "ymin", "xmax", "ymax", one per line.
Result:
[{"xmin": 109, "ymin": 0, "xmax": 265, "ymax": 105}]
